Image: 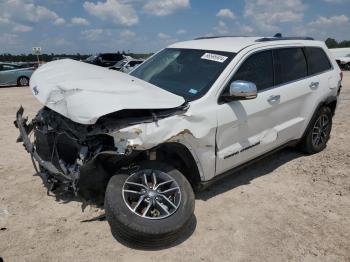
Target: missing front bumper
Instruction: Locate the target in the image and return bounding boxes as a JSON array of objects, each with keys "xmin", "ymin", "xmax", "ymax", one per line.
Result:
[{"xmin": 15, "ymin": 106, "xmax": 73, "ymax": 183}]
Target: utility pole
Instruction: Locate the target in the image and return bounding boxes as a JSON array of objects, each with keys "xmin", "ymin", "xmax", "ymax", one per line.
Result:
[{"xmin": 32, "ymin": 47, "xmax": 42, "ymax": 66}]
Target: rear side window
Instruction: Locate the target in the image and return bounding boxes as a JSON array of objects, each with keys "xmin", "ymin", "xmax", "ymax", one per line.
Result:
[
  {"xmin": 304, "ymin": 47, "xmax": 332, "ymax": 75},
  {"xmin": 275, "ymin": 48, "xmax": 307, "ymax": 85},
  {"xmin": 231, "ymin": 50, "xmax": 274, "ymax": 91}
]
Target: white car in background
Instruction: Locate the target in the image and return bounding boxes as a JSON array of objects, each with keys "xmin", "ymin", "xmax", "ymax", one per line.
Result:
[
  {"xmin": 109, "ymin": 58, "xmax": 144, "ymax": 73},
  {"xmin": 15, "ymin": 36, "xmax": 342, "ymax": 247},
  {"xmin": 336, "ymin": 54, "xmax": 350, "ymax": 70}
]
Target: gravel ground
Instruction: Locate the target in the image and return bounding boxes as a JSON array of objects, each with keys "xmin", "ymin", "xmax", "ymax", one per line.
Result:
[{"xmin": 0, "ymin": 73, "xmax": 349, "ymax": 262}]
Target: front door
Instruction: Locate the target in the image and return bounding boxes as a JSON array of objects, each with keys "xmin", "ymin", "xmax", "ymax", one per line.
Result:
[{"xmin": 215, "ymin": 47, "xmax": 310, "ymax": 175}]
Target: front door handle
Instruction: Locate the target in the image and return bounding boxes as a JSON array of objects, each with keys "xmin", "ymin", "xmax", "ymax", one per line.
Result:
[
  {"xmin": 309, "ymin": 82, "xmax": 319, "ymax": 89},
  {"xmin": 267, "ymin": 95, "xmax": 280, "ymax": 103}
]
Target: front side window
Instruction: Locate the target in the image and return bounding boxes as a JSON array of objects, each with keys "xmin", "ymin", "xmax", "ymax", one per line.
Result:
[
  {"xmin": 304, "ymin": 47, "xmax": 332, "ymax": 75},
  {"xmin": 275, "ymin": 48, "xmax": 307, "ymax": 85},
  {"xmin": 130, "ymin": 48, "xmax": 235, "ymax": 101},
  {"xmin": 230, "ymin": 50, "xmax": 274, "ymax": 91}
]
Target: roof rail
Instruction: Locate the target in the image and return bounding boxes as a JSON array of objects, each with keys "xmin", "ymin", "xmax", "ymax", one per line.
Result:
[
  {"xmin": 256, "ymin": 37, "xmax": 314, "ymax": 42},
  {"xmin": 194, "ymin": 35, "xmax": 250, "ymax": 40}
]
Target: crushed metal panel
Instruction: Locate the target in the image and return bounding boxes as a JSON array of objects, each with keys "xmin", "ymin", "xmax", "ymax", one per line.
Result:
[
  {"xmin": 110, "ymin": 108, "xmax": 218, "ymax": 181},
  {"xmin": 30, "ymin": 59, "xmax": 185, "ymax": 124}
]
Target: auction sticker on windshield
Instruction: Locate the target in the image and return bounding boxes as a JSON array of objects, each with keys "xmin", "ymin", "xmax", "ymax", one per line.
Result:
[{"xmin": 201, "ymin": 53, "xmax": 228, "ymax": 63}]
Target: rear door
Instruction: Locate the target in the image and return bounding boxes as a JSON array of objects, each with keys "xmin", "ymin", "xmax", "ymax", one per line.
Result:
[
  {"xmin": 300, "ymin": 47, "xmax": 335, "ymax": 135},
  {"xmin": 270, "ymin": 47, "xmax": 311, "ymax": 142}
]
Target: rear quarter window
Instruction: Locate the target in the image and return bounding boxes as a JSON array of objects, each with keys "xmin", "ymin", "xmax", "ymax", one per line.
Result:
[{"xmin": 304, "ymin": 47, "xmax": 332, "ymax": 75}]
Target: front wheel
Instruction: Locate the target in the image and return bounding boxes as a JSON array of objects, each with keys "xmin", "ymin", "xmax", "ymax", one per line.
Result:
[
  {"xmin": 299, "ymin": 106, "xmax": 333, "ymax": 154},
  {"xmin": 104, "ymin": 161, "xmax": 195, "ymax": 248}
]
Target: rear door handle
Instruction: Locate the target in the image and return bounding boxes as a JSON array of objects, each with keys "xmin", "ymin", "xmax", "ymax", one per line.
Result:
[
  {"xmin": 267, "ymin": 95, "xmax": 280, "ymax": 103},
  {"xmin": 309, "ymin": 82, "xmax": 319, "ymax": 89}
]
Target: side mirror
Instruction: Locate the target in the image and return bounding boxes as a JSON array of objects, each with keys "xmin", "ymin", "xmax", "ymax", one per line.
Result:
[{"xmin": 227, "ymin": 80, "xmax": 257, "ymax": 100}]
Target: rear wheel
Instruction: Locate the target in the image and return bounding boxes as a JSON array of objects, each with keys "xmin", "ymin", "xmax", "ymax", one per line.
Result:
[
  {"xmin": 104, "ymin": 161, "xmax": 195, "ymax": 248},
  {"xmin": 17, "ymin": 76, "xmax": 29, "ymax": 87},
  {"xmin": 299, "ymin": 106, "xmax": 332, "ymax": 154}
]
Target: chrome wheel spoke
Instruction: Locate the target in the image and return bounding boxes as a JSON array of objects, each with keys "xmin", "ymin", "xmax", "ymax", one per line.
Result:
[
  {"xmin": 156, "ymin": 200, "xmax": 170, "ymax": 215},
  {"xmin": 125, "ymin": 181, "xmax": 148, "ymax": 189},
  {"xmin": 152, "ymin": 171, "xmax": 157, "ymax": 186},
  {"xmin": 155, "ymin": 180, "xmax": 173, "ymax": 190},
  {"xmin": 159, "ymin": 194, "xmax": 177, "ymax": 209},
  {"xmin": 159, "ymin": 187, "xmax": 180, "ymax": 195},
  {"xmin": 143, "ymin": 173, "xmax": 148, "ymax": 186},
  {"xmin": 123, "ymin": 189, "xmax": 143, "ymax": 195},
  {"xmin": 142, "ymin": 201, "xmax": 152, "ymax": 217},
  {"xmin": 133, "ymin": 196, "xmax": 145, "ymax": 211}
]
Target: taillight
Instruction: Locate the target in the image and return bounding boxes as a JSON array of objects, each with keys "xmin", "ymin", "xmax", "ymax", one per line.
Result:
[{"xmin": 340, "ymin": 71, "xmax": 343, "ymax": 82}]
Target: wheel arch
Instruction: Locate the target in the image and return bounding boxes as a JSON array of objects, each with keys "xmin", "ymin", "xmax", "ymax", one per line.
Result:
[
  {"xmin": 301, "ymin": 95, "xmax": 337, "ymax": 140},
  {"xmin": 154, "ymin": 142, "xmax": 202, "ymax": 189},
  {"xmin": 325, "ymin": 95, "xmax": 337, "ymax": 116}
]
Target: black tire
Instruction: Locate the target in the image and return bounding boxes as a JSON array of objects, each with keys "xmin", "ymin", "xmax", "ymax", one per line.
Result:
[
  {"xmin": 299, "ymin": 106, "xmax": 332, "ymax": 154},
  {"xmin": 17, "ymin": 76, "xmax": 29, "ymax": 86},
  {"xmin": 105, "ymin": 161, "xmax": 195, "ymax": 248}
]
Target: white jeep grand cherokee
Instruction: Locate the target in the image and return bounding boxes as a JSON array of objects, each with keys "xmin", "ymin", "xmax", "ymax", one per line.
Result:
[{"xmin": 15, "ymin": 36, "xmax": 342, "ymax": 247}]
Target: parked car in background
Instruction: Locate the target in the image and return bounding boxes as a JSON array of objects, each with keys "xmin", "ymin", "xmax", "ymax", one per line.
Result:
[
  {"xmin": 0, "ymin": 63, "xmax": 34, "ymax": 86},
  {"xmin": 336, "ymin": 54, "xmax": 350, "ymax": 71},
  {"xmin": 109, "ymin": 58, "xmax": 144, "ymax": 73},
  {"xmin": 84, "ymin": 53, "xmax": 124, "ymax": 67}
]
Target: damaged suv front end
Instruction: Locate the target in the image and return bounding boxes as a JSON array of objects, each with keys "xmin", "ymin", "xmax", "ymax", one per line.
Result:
[
  {"xmin": 15, "ymin": 47, "xmax": 235, "ymax": 246},
  {"xmin": 15, "ymin": 102, "xmax": 189, "ymax": 200}
]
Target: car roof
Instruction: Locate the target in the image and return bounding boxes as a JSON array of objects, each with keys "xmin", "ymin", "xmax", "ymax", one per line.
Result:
[{"xmin": 169, "ymin": 36, "xmax": 324, "ymax": 53}]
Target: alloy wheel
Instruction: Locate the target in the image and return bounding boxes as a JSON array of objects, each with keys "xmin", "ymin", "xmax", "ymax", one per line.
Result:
[
  {"xmin": 122, "ymin": 169, "xmax": 181, "ymax": 220},
  {"xmin": 312, "ymin": 114, "xmax": 330, "ymax": 148}
]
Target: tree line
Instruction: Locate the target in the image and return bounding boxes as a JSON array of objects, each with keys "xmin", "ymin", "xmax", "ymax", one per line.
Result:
[
  {"xmin": 0, "ymin": 52, "xmax": 152, "ymax": 62},
  {"xmin": 1, "ymin": 38, "xmax": 349, "ymax": 63},
  {"xmin": 325, "ymin": 38, "xmax": 350, "ymax": 49}
]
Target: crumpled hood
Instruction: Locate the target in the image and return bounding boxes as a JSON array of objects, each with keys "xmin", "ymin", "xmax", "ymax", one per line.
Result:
[{"xmin": 29, "ymin": 59, "xmax": 185, "ymax": 124}]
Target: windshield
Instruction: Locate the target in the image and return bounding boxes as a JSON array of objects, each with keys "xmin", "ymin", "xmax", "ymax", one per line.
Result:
[{"xmin": 130, "ymin": 48, "xmax": 235, "ymax": 101}]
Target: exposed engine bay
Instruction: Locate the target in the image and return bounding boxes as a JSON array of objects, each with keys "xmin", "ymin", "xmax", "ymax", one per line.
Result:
[{"xmin": 15, "ymin": 105, "xmax": 188, "ymax": 201}]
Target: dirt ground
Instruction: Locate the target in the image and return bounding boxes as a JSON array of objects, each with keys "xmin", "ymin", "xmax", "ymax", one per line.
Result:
[{"xmin": 0, "ymin": 73, "xmax": 349, "ymax": 262}]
